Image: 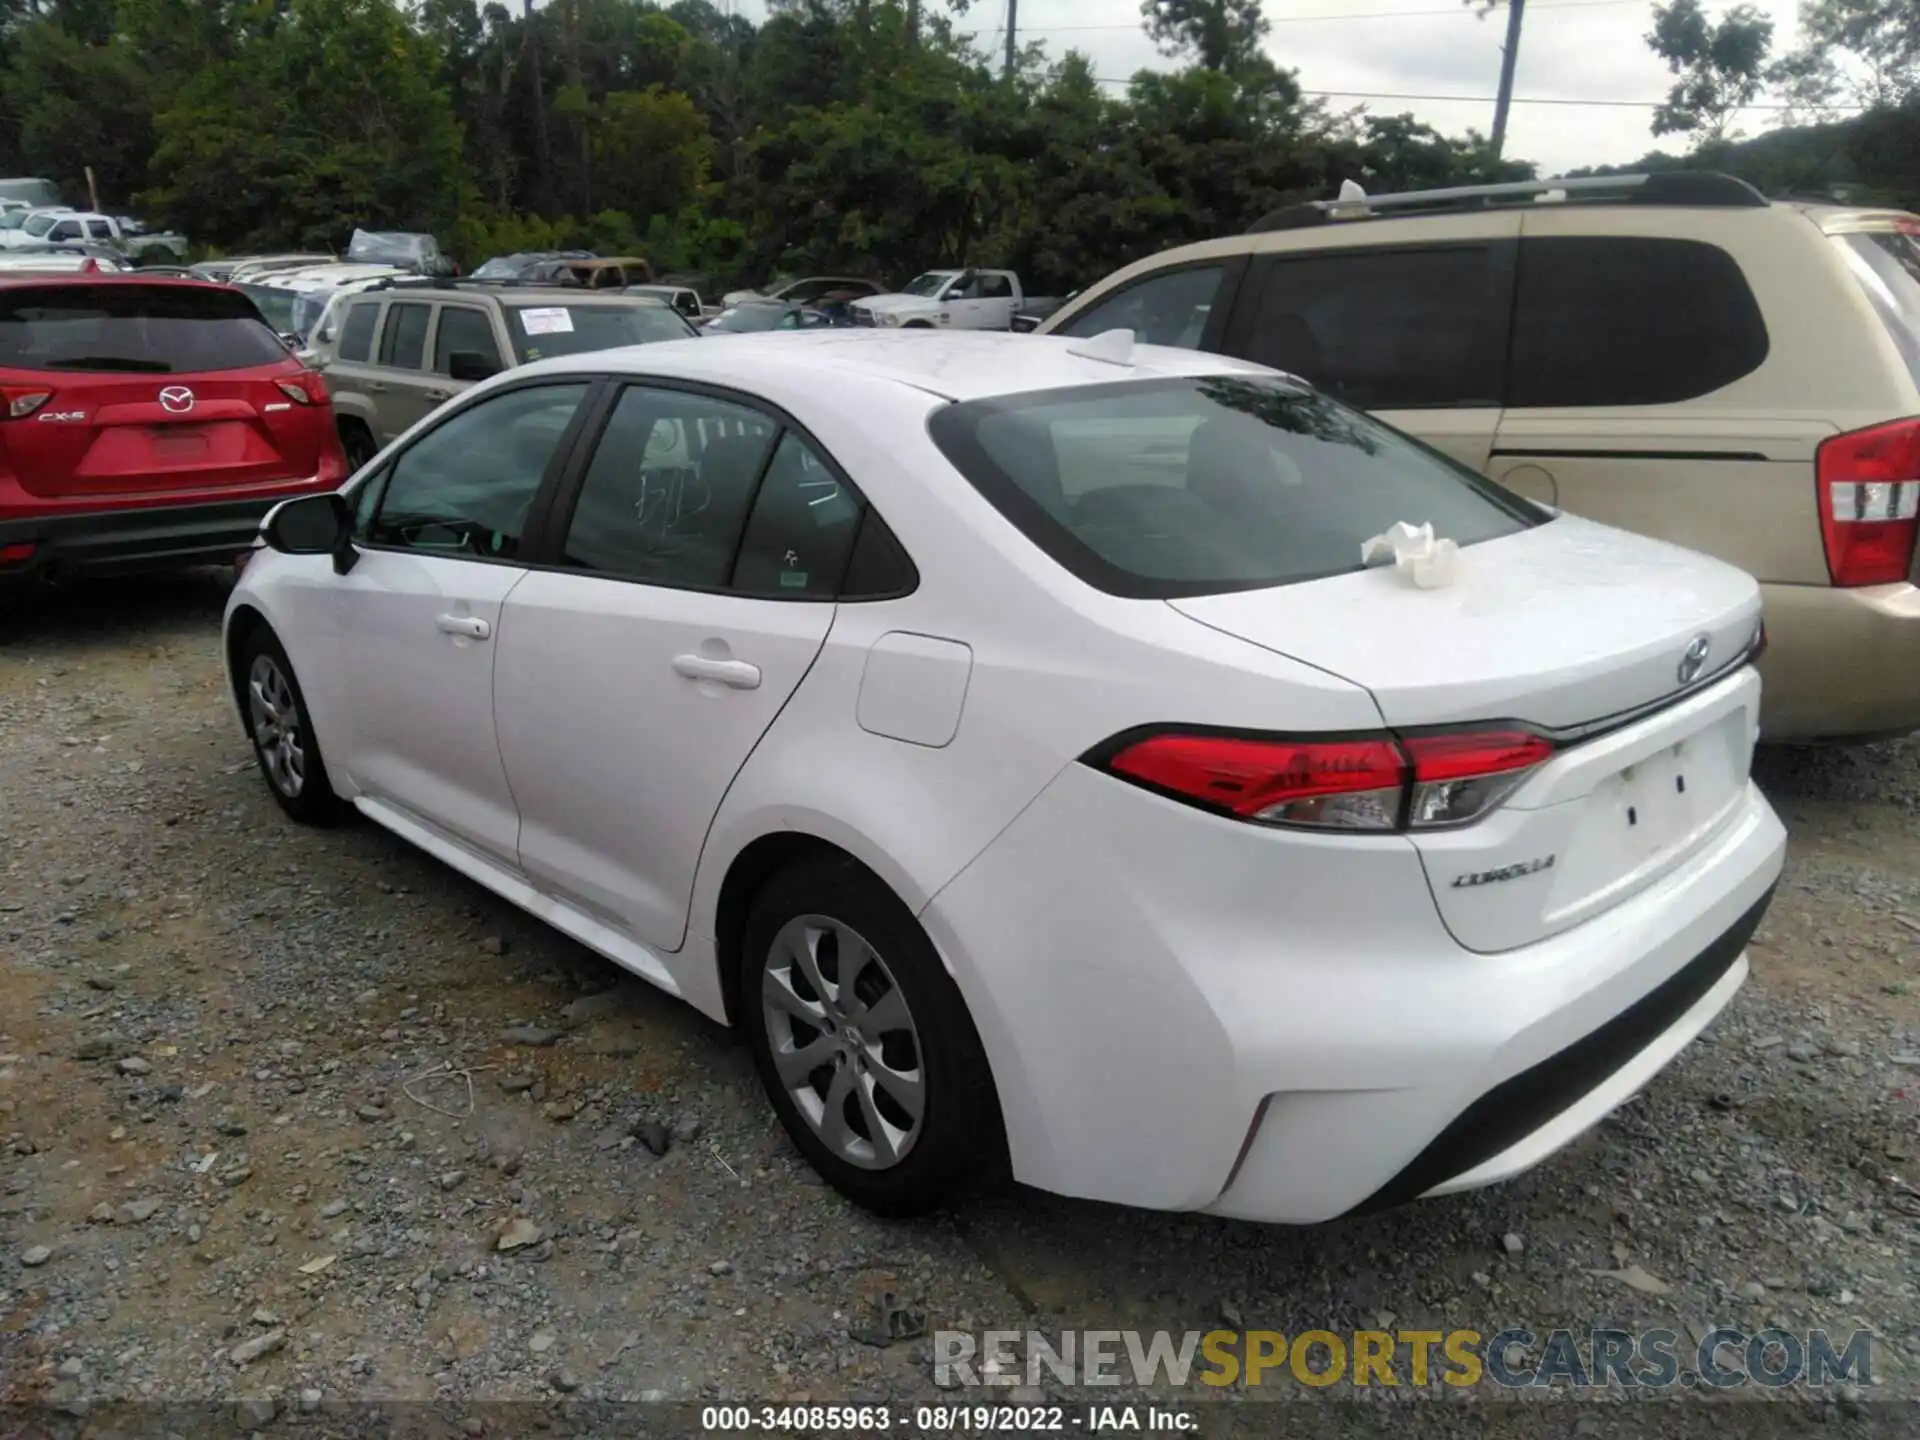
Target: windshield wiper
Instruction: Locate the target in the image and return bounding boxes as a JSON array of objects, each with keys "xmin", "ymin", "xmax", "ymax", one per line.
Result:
[{"xmin": 40, "ymin": 356, "xmax": 173, "ymax": 372}]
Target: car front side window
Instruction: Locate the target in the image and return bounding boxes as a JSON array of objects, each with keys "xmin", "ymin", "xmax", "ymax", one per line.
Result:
[{"xmin": 366, "ymin": 383, "xmax": 589, "ymax": 560}]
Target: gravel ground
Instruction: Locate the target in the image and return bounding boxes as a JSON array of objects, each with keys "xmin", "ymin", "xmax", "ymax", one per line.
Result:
[{"xmin": 3, "ymin": 570, "xmax": 1919, "ymax": 1434}]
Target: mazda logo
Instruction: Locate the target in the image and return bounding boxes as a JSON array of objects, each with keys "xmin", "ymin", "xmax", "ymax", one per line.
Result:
[
  {"xmin": 1678, "ymin": 634, "xmax": 1712, "ymax": 685},
  {"xmin": 158, "ymin": 386, "xmax": 195, "ymax": 414}
]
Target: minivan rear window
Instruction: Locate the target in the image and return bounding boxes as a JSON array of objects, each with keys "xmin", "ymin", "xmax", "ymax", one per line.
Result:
[
  {"xmin": 0, "ymin": 283, "xmax": 292, "ymax": 373},
  {"xmin": 1834, "ymin": 229, "xmax": 1920, "ymax": 390},
  {"xmin": 928, "ymin": 376, "xmax": 1541, "ymax": 599}
]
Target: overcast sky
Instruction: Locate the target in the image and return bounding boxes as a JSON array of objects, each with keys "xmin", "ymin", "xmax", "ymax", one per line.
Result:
[{"xmin": 733, "ymin": 0, "xmax": 1815, "ymax": 178}]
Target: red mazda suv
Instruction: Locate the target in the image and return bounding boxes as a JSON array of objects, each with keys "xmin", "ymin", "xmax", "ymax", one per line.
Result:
[{"xmin": 0, "ymin": 275, "xmax": 348, "ymax": 581}]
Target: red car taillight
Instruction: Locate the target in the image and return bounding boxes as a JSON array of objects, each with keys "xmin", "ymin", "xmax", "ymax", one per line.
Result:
[
  {"xmin": 1093, "ymin": 726, "xmax": 1556, "ymax": 832},
  {"xmin": 276, "ymin": 372, "xmax": 329, "ymax": 405},
  {"xmin": 3, "ymin": 387, "xmax": 50, "ymax": 419},
  {"xmin": 1817, "ymin": 417, "xmax": 1920, "ymax": 587}
]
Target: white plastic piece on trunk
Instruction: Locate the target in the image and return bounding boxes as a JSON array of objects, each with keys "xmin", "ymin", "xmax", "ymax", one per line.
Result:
[
  {"xmin": 1360, "ymin": 520, "xmax": 1459, "ymax": 589},
  {"xmin": 1337, "ymin": 179, "xmax": 1368, "ymax": 201}
]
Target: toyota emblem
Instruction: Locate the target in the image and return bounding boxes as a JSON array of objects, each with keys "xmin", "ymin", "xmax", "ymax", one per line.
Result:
[
  {"xmin": 158, "ymin": 386, "xmax": 195, "ymax": 414},
  {"xmin": 1677, "ymin": 634, "xmax": 1712, "ymax": 685}
]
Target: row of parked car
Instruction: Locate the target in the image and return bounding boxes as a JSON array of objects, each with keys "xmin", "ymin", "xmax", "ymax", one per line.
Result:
[{"xmin": 3, "ymin": 172, "xmax": 1918, "ymax": 745}]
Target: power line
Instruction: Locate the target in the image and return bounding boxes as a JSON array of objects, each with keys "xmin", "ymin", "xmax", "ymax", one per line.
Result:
[
  {"xmin": 1089, "ymin": 81, "xmax": 1868, "ymax": 112},
  {"xmin": 999, "ymin": 0, "xmax": 1642, "ymax": 34}
]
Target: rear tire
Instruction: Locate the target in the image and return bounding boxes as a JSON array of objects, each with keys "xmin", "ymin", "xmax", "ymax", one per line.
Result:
[
  {"xmin": 238, "ymin": 627, "xmax": 347, "ymax": 826},
  {"xmin": 740, "ymin": 859, "xmax": 1007, "ymax": 1216}
]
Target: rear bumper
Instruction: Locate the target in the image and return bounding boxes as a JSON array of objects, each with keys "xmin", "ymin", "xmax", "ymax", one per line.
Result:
[
  {"xmin": 923, "ymin": 763, "xmax": 1785, "ymax": 1224},
  {"xmin": 1757, "ymin": 579, "xmax": 1920, "ymax": 740},
  {"xmin": 0, "ymin": 495, "xmax": 286, "ymax": 579}
]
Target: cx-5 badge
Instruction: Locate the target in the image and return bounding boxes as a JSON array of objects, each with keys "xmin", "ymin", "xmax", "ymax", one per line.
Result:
[{"xmin": 1452, "ymin": 855, "xmax": 1556, "ymax": 888}]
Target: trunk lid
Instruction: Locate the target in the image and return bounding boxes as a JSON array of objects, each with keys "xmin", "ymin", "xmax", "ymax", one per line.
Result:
[
  {"xmin": 1169, "ymin": 517, "xmax": 1760, "ymax": 731},
  {"xmin": 1171, "ymin": 516, "xmax": 1765, "ymax": 952},
  {"xmin": 0, "ymin": 280, "xmax": 331, "ymax": 499}
]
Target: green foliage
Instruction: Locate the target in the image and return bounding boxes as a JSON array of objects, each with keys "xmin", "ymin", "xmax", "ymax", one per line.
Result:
[
  {"xmin": 143, "ymin": 0, "xmax": 464, "ymax": 249},
  {"xmin": 0, "ymin": 0, "xmax": 1535, "ymax": 288},
  {"xmin": 1646, "ymin": 0, "xmax": 1775, "ymax": 143}
]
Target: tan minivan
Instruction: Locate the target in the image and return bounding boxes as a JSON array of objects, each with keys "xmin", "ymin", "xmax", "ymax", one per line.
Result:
[{"xmin": 1038, "ymin": 172, "xmax": 1920, "ymax": 741}]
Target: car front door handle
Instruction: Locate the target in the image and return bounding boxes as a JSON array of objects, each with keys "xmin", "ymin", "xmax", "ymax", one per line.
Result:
[
  {"xmin": 435, "ymin": 614, "xmax": 491, "ymax": 640},
  {"xmin": 671, "ymin": 654, "xmax": 761, "ymax": 690},
  {"xmin": 423, "ymin": 388, "xmax": 451, "ymax": 402}
]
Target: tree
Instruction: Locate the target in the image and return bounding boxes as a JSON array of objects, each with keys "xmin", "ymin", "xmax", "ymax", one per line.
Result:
[
  {"xmin": 1140, "ymin": 0, "xmax": 1270, "ymax": 75},
  {"xmin": 144, "ymin": 0, "xmax": 463, "ymax": 248},
  {"xmin": 1646, "ymin": 0, "xmax": 1775, "ymax": 143},
  {"xmin": 1775, "ymin": 0, "xmax": 1918, "ymax": 111}
]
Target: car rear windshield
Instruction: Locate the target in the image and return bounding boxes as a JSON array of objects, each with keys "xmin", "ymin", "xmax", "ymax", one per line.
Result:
[
  {"xmin": 1834, "ymin": 229, "xmax": 1920, "ymax": 389},
  {"xmin": 507, "ymin": 303, "xmax": 692, "ymax": 361},
  {"xmin": 927, "ymin": 375, "xmax": 1542, "ymax": 598},
  {"xmin": 0, "ymin": 283, "xmax": 292, "ymax": 373}
]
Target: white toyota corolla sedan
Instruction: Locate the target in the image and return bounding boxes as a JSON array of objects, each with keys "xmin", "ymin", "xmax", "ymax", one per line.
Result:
[{"xmin": 224, "ymin": 329, "xmax": 1785, "ymax": 1221}]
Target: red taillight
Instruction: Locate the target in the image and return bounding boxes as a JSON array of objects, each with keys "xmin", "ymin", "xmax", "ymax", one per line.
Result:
[
  {"xmin": 3, "ymin": 388, "xmax": 50, "ymax": 419},
  {"xmin": 0, "ymin": 540, "xmax": 35, "ymax": 566},
  {"xmin": 1817, "ymin": 417, "xmax": 1920, "ymax": 587},
  {"xmin": 1095, "ymin": 726, "xmax": 1555, "ymax": 831},
  {"xmin": 1403, "ymin": 730, "xmax": 1555, "ymax": 828},
  {"xmin": 276, "ymin": 372, "xmax": 328, "ymax": 405}
]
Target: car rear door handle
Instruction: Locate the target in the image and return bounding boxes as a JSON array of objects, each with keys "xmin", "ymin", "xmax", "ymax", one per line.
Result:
[
  {"xmin": 365, "ymin": 381, "xmax": 386, "ymax": 393},
  {"xmin": 672, "ymin": 654, "xmax": 761, "ymax": 689},
  {"xmin": 423, "ymin": 388, "xmax": 451, "ymax": 402},
  {"xmin": 435, "ymin": 614, "xmax": 491, "ymax": 640}
]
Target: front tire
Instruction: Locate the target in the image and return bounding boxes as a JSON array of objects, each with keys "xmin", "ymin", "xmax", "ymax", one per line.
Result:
[
  {"xmin": 741, "ymin": 860, "xmax": 1006, "ymax": 1216},
  {"xmin": 239, "ymin": 628, "xmax": 346, "ymax": 826}
]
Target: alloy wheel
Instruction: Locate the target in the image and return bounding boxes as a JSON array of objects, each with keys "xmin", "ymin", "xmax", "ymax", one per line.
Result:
[
  {"xmin": 761, "ymin": 914, "xmax": 925, "ymax": 1170},
  {"xmin": 247, "ymin": 653, "xmax": 306, "ymax": 799}
]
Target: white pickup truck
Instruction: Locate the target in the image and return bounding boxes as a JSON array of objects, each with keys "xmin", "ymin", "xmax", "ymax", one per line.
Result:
[
  {"xmin": 0, "ymin": 209, "xmax": 188, "ymax": 262},
  {"xmin": 850, "ymin": 269, "xmax": 1055, "ymax": 331}
]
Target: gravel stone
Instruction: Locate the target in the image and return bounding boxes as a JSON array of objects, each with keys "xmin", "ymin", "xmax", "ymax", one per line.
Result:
[
  {"xmin": 228, "ymin": 1329, "xmax": 286, "ymax": 1367},
  {"xmin": 19, "ymin": 1245, "xmax": 52, "ymax": 1268}
]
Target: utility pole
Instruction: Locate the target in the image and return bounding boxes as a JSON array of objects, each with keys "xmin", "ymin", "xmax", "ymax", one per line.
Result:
[
  {"xmin": 1004, "ymin": 0, "xmax": 1017, "ymax": 78},
  {"xmin": 1489, "ymin": 0, "xmax": 1526, "ymax": 161}
]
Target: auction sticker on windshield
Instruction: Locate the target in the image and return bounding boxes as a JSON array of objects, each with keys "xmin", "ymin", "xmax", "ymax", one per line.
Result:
[{"xmin": 520, "ymin": 307, "xmax": 575, "ymax": 335}]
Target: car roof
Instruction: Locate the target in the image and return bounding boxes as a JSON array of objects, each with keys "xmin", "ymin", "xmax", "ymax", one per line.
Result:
[
  {"xmin": 514, "ymin": 329, "xmax": 1270, "ymax": 402},
  {"xmin": 0, "ymin": 273, "xmax": 229, "ymax": 291}
]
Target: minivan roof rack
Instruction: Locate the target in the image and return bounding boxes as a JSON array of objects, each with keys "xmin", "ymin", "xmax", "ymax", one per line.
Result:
[{"xmin": 1247, "ymin": 171, "xmax": 1769, "ymax": 233}]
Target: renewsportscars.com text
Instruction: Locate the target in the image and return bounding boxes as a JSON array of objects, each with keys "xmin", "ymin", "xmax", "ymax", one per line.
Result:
[{"xmin": 933, "ymin": 1327, "xmax": 1873, "ymax": 1391}]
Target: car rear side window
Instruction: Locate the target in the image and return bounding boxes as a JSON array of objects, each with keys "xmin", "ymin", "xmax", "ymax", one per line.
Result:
[
  {"xmin": 1508, "ymin": 236, "xmax": 1769, "ymax": 407},
  {"xmin": 1225, "ymin": 246, "xmax": 1509, "ymax": 409},
  {"xmin": 1057, "ymin": 265, "xmax": 1223, "ymax": 350},
  {"xmin": 0, "ymin": 283, "xmax": 291, "ymax": 373},
  {"xmin": 559, "ymin": 385, "xmax": 779, "ymax": 588},
  {"xmin": 434, "ymin": 306, "xmax": 501, "ymax": 375},
  {"xmin": 732, "ymin": 432, "xmax": 865, "ymax": 597},
  {"xmin": 1834, "ymin": 229, "xmax": 1920, "ymax": 389},
  {"xmin": 379, "ymin": 302, "xmax": 430, "ymax": 369},
  {"xmin": 368, "ymin": 382, "xmax": 588, "ymax": 560},
  {"xmin": 337, "ymin": 301, "xmax": 377, "ymax": 362},
  {"xmin": 928, "ymin": 375, "xmax": 1540, "ymax": 599}
]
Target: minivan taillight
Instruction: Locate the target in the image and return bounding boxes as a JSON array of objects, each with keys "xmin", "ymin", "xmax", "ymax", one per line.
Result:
[
  {"xmin": 1817, "ymin": 417, "xmax": 1920, "ymax": 587},
  {"xmin": 1092, "ymin": 726, "xmax": 1556, "ymax": 832}
]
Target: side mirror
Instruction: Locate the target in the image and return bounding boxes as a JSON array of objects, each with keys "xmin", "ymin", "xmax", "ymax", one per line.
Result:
[
  {"xmin": 277, "ymin": 332, "xmax": 299, "ymax": 351},
  {"xmin": 262, "ymin": 492, "xmax": 356, "ymax": 574},
  {"xmin": 447, "ymin": 350, "xmax": 500, "ymax": 383}
]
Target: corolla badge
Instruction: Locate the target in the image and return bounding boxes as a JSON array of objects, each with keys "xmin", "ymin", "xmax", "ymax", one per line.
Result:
[
  {"xmin": 1677, "ymin": 633, "xmax": 1711, "ymax": 685},
  {"xmin": 1451, "ymin": 855, "xmax": 1556, "ymax": 888},
  {"xmin": 158, "ymin": 385, "xmax": 195, "ymax": 414}
]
